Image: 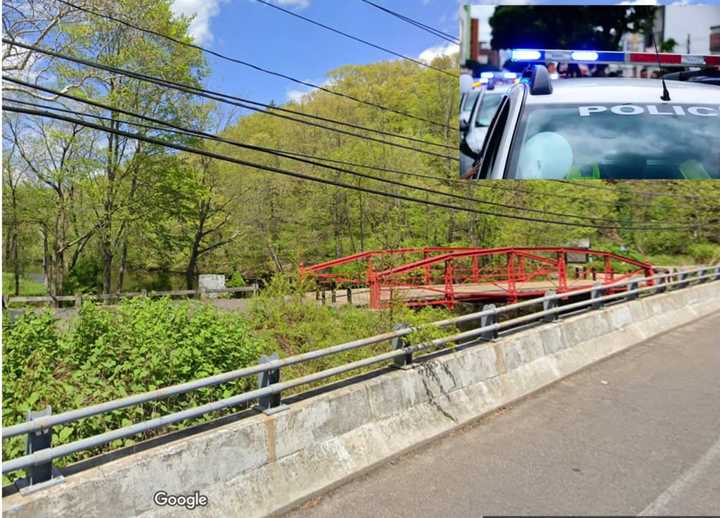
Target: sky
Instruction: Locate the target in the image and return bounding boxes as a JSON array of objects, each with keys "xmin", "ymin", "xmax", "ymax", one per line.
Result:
[
  {"xmin": 169, "ymin": 0, "xmax": 719, "ymax": 109},
  {"xmin": 170, "ymin": 0, "xmax": 462, "ymax": 107}
]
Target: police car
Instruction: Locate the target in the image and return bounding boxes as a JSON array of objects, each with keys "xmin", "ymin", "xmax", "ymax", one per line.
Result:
[
  {"xmin": 464, "ymin": 49, "xmax": 720, "ymax": 180},
  {"xmin": 460, "ymin": 89, "xmax": 480, "ymax": 127},
  {"xmin": 459, "ymin": 72, "xmax": 518, "ymax": 176},
  {"xmin": 460, "ymin": 86, "xmax": 506, "ymax": 177}
]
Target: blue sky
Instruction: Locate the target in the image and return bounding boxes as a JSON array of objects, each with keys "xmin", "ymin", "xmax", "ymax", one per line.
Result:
[
  {"xmin": 171, "ymin": 0, "xmax": 462, "ymax": 107},
  {"xmin": 171, "ymin": 0, "xmax": 719, "ymax": 108}
]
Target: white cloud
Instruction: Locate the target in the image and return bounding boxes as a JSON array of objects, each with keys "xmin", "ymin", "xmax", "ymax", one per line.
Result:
[
  {"xmin": 286, "ymin": 77, "xmax": 335, "ymax": 103},
  {"xmin": 172, "ymin": 0, "xmax": 225, "ymax": 44},
  {"xmin": 275, "ymin": 0, "xmax": 311, "ymax": 8},
  {"xmin": 418, "ymin": 42, "xmax": 459, "ymax": 63}
]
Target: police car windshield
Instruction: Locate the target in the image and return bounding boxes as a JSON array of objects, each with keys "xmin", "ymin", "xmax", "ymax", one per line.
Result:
[
  {"xmin": 508, "ymin": 103, "xmax": 720, "ymax": 180},
  {"xmin": 474, "ymin": 92, "xmax": 503, "ymax": 128}
]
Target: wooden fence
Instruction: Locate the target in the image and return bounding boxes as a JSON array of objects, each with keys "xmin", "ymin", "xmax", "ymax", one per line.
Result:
[{"xmin": 2, "ymin": 285, "xmax": 259, "ymax": 308}]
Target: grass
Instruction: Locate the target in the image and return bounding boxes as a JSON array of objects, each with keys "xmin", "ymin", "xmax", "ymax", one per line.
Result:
[{"xmin": 2, "ymin": 272, "xmax": 47, "ymax": 296}]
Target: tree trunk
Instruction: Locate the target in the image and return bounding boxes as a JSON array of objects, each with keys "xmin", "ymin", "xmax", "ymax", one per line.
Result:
[{"xmin": 13, "ymin": 230, "xmax": 20, "ymax": 296}]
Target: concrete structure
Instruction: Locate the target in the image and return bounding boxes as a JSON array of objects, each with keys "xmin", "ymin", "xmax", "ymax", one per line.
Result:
[
  {"xmin": 3, "ymin": 282, "xmax": 720, "ymax": 518},
  {"xmin": 287, "ymin": 311, "xmax": 720, "ymax": 517},
  {"xmin": 661, "ymin": 5, "xmax": 720, "ymax": 55},
  {"xmin": 459, "ymin": 4, "xmax": 498, "ymax": 71},
  {"xmin": 198, "ymin": 274, "xmax": 225, "ymax": 298}
]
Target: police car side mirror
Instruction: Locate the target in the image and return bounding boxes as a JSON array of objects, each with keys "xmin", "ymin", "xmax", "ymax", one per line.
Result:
[
  {"xmin": 529, "ymin": 65, "xmax": 553, "ymax": 96},
  {"xmin": 460, "ymin": 119, "xmax": 469, "ymax": 132}
]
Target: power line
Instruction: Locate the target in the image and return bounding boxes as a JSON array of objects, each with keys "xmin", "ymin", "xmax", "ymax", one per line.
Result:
[
  {"xmin": 3, "ymin": 38, "xmax": 458, "ymax": 161},
  {"xmin": 555, "ymin": 179, "xmax": 705, "ymax": 202},
  {"xmin": 7, "ymin": 104, "xmax": 713, "ymax": 232},
  {"xmin": 359, "ymin": 0, "xmax": 459, "ymax": 44},
  {"xmin": 3, "ymin": 96, "xmax": 632, "ymax": 225},
  {"xmin": 7, "ymin": 76, "xmax": 712, "ymax": 216},
  {"xmin": 52, "ymin": 0, "xmax": 452, "ymax": 131},
  {"xmin": 254, "ymin": 0, "xmax": 458, "ymax": 78}
]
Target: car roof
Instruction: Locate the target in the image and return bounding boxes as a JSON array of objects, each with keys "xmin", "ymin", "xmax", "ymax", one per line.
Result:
[{"xmin": 523, "ymin": 78, "xmax": 720, "ymax": 105}]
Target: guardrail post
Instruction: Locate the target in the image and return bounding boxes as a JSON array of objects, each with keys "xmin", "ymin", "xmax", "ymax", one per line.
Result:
[
  {"xmin": 480, "ymin": 304, "xmax": 498, "ymax": 341},
  {"xmin": 591, "ymin": 283, "xmax": 605, "ymax": 310},
  {"xmin": 346, "ymin": 288, "xmax": 352, "ymax": 305},
  {"xmin": 715, "ymin": 267, "xmax": 720, "ymax": 281},
  {"xmin": 626, "ymin": 280, "xmax": 639, "ymax": 301},
  {"xmin": 321, "ymin": 290, "xmax": 326, "ymax": 305},
  {"xmin": 698, "ymin": 268, "xmax": 708, "ymax": 283},
  {"xmin": 543, "ymin": 290, "xmax": 558, "ymax": 322},
  {"xmin": 16, "ymin": 406, "xmax": 64, "ymax": 491},
  {"xmin": 678, "ymin": 271, "xmax": 689, "ymax": 289},
  {"xmin": 392, "ymin": 324, "xmax": 413, "ymax": 369},
  {"xmin": 331, "ymin": 288, "xmax": 337, "ymax": 304},
  {"xmin": 74, "ymin": 293, "xmax": 82, "ymax": 307},
  {"xmin": 256, "ymin": 353, "xmax": 282, "ymax": 413},
  {"xmin": 656, "ymin": 274, "xmax": 668, "ymax": 294}
]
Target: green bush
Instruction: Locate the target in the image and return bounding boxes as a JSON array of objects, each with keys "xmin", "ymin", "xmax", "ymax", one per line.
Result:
[
  {"xmin": 688, "ymin": 243, "xmax": 720, "ymax": 265},
  {"xmin": 2, "ymin": 273, "xmax": 47, "ymax": 296},
  {"xmin": 2, "ymin": 299, "xmax": 268, "ymax": 482},
  {"xmin": 226, "ymin": 272, "xmax": 247, "ymax": 288},
  {"xmin": 2, "ymin": 277, "xmax": 455, "ymax": 483}
]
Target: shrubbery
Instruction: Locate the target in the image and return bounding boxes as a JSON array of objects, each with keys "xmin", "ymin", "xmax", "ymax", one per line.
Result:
[
  {"xmin": 688, "ymin": 243, "xmax": 720, "ymax": 265},
  {"xmin": 2, "ymin": 298, "xmax": 267, "ymax": 482},
  {"xmin": 2, "ymin": 279, "xmax": 453, "ymax": 482}
]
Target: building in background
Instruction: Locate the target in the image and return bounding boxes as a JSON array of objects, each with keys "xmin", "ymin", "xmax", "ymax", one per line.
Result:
[
  {"xmin": 660, "ymin": 5, "xmax": 720, "ymax": 55},
  {"xmin": 459, "ymin": 4, "xmax": 498, "ymax": 75},
  {"xmin": 712, "ymin": 26, "xmax": 720, "ymax": 54}
]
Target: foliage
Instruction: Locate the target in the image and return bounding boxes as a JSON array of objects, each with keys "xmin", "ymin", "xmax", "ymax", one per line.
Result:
[
  {"xmin": 2, "ymin": 273, "xmax": 47, "ymax": 296},
  {"xmin": 490, "ymin": 6, "xmax": 658, "ymax": 51},
  {"xmin": 688, "ymin": 243, "xmax": 720, "ymax": 265},
  {"xmin": 2, "ymin": 284, "xmax": 456, "ymax": 482},
  {"xmin": 2, "ymin": 298, "xmax": 267, "ymax": 482}
]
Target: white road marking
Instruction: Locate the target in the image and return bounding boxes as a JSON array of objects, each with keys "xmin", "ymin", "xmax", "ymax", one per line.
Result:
[{"xmin": 638, "ymin": 434, "xmax": 720, "ymax": 516}]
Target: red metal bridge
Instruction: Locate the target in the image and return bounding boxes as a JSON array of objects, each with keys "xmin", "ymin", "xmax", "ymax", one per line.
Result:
[{"xmin": 299, "ymin": 247, "xmax": 655, "ymax": 310}]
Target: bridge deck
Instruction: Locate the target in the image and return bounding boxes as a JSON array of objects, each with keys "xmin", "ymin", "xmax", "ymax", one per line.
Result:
[{"xmin": 321, "ymin": 276, "xmax": 619, "ymax": 307}]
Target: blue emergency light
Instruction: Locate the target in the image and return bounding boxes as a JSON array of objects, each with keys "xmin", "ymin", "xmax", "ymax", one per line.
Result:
[{"xmin": 509, "ymin": 48, "xmax": 720, "ymax": 66}]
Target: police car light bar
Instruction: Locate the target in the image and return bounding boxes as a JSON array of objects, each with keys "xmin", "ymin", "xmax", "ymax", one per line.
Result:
[{"xmin": 510, "ymin": 49, "xmax": 720, "ymax": 67}]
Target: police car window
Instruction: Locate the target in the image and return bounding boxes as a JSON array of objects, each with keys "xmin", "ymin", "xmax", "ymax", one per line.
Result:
[
  {"xmin": 478, "ymin": 97, "xmax": 511, "ymax": 179},
  {"xmin": 506, "ymin": 103, "xmax": 720, "ymax": 180},
  {"xmin": 475, "ymin": 93, "xmax": 503, "ymax": 128},
  {"xmin": 462, "ymin": 91, "xmax": 480, "ymax": 112}
]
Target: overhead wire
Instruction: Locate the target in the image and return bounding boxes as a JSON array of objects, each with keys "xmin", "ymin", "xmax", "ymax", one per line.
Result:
[
  {"xmin": 358, "ymin": 0, "xmax": 459, "ymax": 44},
  {"xmin": 6, "ymin": 104, "xmax": 715, "ymax": 232},
  {"xmin": 555, "ymin": 179, "xmax": 706, "ymax": 202},
  {"xmin": 2, "ymin": 95, "xmax": 636, "ymax": 224},
  {"xmin": 6, "ymin": 76, "xmax": 714, "ymax": 214},
  {"xmin": 1, "ymin": 38, "xmax": 458, "ymax": 162},
  {"xmin": 253, "ymin": 0, "xmax": 458, "ymax": 78},
  {"xmin": 51, "ymin": 0, "xmax": 453, "ymax": 131}
]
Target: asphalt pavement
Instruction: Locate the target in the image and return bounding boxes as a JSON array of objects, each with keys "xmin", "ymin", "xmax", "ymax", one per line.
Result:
[{"xmin": 283, "ymin": 310, "xmax": 720, "ymax": 517}]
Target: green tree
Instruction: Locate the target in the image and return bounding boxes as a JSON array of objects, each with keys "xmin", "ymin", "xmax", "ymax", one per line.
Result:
[{"xmin": 489, "ymin": 6, "xmax": 658, "ymax": 51}]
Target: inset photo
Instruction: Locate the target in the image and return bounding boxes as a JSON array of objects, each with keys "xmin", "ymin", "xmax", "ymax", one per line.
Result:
[{"xmin": 459, "ymin": 4, "xmax": 720, "ymax": 180}]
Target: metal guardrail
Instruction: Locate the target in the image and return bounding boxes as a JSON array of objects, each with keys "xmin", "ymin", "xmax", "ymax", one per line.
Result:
[
  {"xmin": 2, "ymin": 266, "xmax": 719, "ymax": 485},
  {"xmin": 2, "ymin": 285, "xmax": 259, "ymax": 307}
]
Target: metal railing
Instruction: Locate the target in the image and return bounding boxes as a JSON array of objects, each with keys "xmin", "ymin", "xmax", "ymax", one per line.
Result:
[
  {"xmin": 2, "ymin": 285, "xmax": 259, "ymax": 308},
  {"xmin": 2, "ymin": 266, "xmax": 718, "ymax": 485}
]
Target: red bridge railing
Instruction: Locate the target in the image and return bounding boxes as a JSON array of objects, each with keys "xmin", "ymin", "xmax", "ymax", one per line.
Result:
[{"xmin": 300, "ymin": 247, "xmax": 655, "ymax": 309}]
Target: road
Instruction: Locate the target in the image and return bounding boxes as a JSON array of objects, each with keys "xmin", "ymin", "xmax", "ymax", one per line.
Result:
[{"xmin": 284, "ymin": 310, "xmax": 720, "ymax": 517}]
